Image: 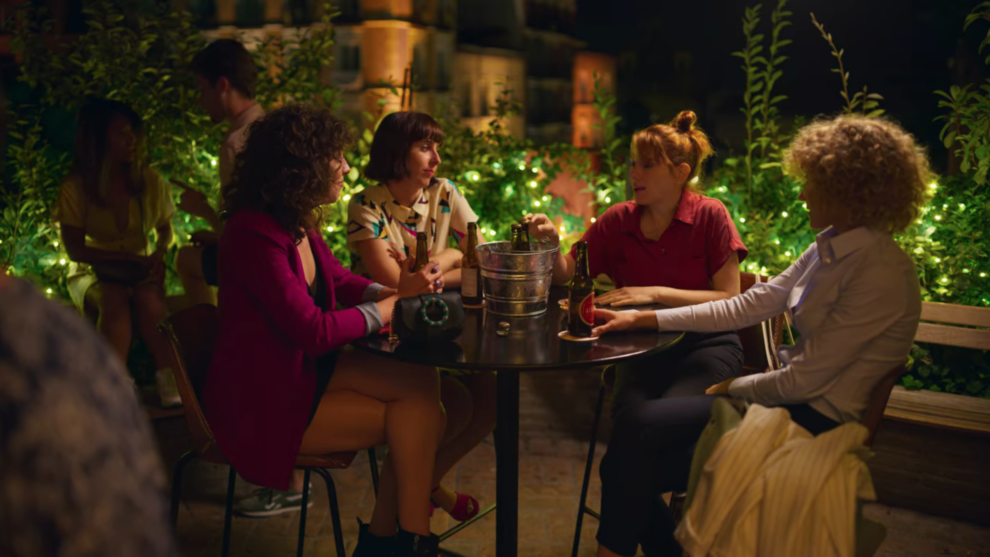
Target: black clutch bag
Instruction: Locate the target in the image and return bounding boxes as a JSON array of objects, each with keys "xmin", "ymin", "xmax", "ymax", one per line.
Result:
[{"xmin": 391, "ymin": 292, "xmax": 465, "ymax": 343}]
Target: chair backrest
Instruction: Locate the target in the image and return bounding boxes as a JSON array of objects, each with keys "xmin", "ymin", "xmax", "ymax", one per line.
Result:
[
  {"xmin": 860, "ymin": 363, "xmax": 907, "ymax": 447},
  {"xmin": 159, "ymin": 304, "xmax": 220, "ymax": 458},
  {"xmin": 738, "ymin": 272, "xmax": 785, "ymax": 375},
  {"xmin": 915, "ymin": 301, "xmax": 990, "ymax": 350}
]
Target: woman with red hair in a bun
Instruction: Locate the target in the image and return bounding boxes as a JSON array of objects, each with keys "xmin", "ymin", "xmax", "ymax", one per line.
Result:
[{"xmin": 527, "ymin": 110, "xmax": 747, "ymax": 556}]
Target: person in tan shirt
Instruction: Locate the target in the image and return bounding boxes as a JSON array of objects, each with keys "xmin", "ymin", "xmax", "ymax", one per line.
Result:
[{"xmin": 175, "ymin": 39, "xmax": 264, "ymax": 307}]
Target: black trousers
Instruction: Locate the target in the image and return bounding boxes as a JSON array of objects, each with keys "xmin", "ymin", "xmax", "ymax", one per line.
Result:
[{"xmin": 595, "ymin": 332, "xmax": 841, "ymax": 556}]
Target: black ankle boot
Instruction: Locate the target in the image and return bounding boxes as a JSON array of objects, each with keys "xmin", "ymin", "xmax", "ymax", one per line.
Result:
[
  {"xmin": 352, "ymin": 518, "xmax": 397, "ymax": 557},
  {"xmin": 395, "ymin": 528, "xmax": 439, "ymax": 557}
]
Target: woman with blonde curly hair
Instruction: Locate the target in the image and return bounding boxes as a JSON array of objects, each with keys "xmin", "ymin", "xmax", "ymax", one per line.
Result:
[{"xmin": 589, "ymin": 115, "xmax": 927, "ymax": 557}]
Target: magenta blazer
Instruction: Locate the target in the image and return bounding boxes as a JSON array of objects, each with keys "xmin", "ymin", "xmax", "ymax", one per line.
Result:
[{"xmin": 201, "ymin": 209, "xmax": 374, "ymax": 490}]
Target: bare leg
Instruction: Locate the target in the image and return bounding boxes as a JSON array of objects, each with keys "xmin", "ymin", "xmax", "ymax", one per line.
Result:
[
  {"xmin": 175, "ymin": 244, "xmax": 216, "ymax": 306},
  {"xmin": 89, "ymin": 282, "xmax": 133, "ymax": 365},
  {"xmin": 431, "ymin": 372, "xmax": 498, "ymax": 512},
  {"xmin": 132, "ymin": 282, "xmax": 172, "ymax": 371},
  {"xmin": 299, "ymin": 350, "xmax": 444, "ymax": 537}
]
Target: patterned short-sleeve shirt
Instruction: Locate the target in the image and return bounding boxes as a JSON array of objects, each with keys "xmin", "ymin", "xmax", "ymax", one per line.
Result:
[{"xmin": 346, "ymin": 178, "xmax": 478, "ymax": 276}]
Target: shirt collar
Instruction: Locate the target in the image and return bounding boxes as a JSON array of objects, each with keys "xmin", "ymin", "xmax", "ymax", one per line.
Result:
[
  {"xmin": 624, "ymin": 189, "xmax": 699, "ymax": 234},
  {"xmin": 228, "ymin": 104, "xmax": 264, "ymax": 135},
  {"xmin": 385, "ymin": 185, "xmax": 430, "ymax": 218},
  {"xmin": 815, "ymin": 226, "xmax": 878, "ymax": 265}
]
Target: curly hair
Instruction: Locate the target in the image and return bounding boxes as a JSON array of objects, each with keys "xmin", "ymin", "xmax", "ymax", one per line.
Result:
[
  {"xmin": 631, "ymin": 110, "xmax": 714, "ymax": 190},
  {"xmin": 222, "ymin": 104, "xmax": 354, "ymax": 242},
  {"xmin": 783, "ymin": 115, "xmax": 931, "ymax": 234}
]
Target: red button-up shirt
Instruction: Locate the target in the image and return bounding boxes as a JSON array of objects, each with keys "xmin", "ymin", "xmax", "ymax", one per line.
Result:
[{"xmin": 570, "ymin": 190, "xmax": 747, "ymax": 290}]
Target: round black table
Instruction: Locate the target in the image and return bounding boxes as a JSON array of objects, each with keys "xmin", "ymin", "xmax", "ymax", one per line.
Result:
[{"xmin": 353, "ymin": 289, "xmax": 682, "ymax": 557}]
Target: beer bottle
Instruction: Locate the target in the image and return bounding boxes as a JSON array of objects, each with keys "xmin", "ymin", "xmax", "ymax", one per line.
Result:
[
  {"xmin": 413, "ymin": 231, "xmax": 429, "ymax": 272},
  {"xmin": 510, "ymin": 223, "xmax": 529, "ymax": 251},
  {"xmin": 461, "ymin": 222, "xmax": 483, "ymax": 307},
  {"xmin": 518, "ymin": 219, "xmax": 531, "ymax": 247},
  {"xmin": 568, "ymin": 241, "xmax": 595, "ymax": 337}
]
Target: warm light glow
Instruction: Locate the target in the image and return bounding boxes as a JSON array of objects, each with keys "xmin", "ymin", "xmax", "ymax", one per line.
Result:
[
  {"xmin": 740, "ymin": 217, "xmax": 746, "ymax": 223},
  {"xmin": 718, "ymin": 186, "xmax": 727, "ymax": 193},
  {"xmin": 211, "ymin": 159, "xmax": 217, "ymax": 167},
  {"xmin": 981, "ymin": 273, "xmax": 987, "ymax": 278},
  {"xmin": 935, "ymin": 258, "xmax": 941, "ymax": 263},
  {"xmin": 46, "ymin": 288, "xmax": 52, "ymax": 294},
  {"xmin": 326, "ymin": 226, "xmax": 334, "ymax": 233},
  {"xmin": 532, "ymin": 168, "xmax": 539, "ymax": 174},
  {"xmin": 533, "ymin": 201, "xmax": 541, "ymax": 207},
  {"xmin": 940, "ymin": 277, "xmax": 949, "ymax": 284},
  {"xmin": 774, "ymin": 239, "xmax": 780, "ymax": 245},
  {"xmin": 343, "ymin": 194, "xmax": 351, "ymax": 201},
  {"xmin": 959, "ymin": 204, "xmax": 966, "ymax": 210},
  {"xmin": 785, "ymin": 251, "xmax": 791, "ymax": 257},
  {"xmin": 929, "ymin": 182, "xmax": 938, "ymax": 190},
  {"xmin": 493, "ymin": 162, "xmax": 501, "ymax": 169},
  {"xmin": 529, "ymin": 181, "xmax": 537, "ymax": 188},
  {"xmin": 689, "ymin": 176, "xmax": 700, "ymax": 185},
  {"xmin": 519, "ymin": 164, "xmax": 526, "ymax": 171},
  {"xmin": 481, "ymin": 228, "xmax": 487, "ymax": 234},
  {"xmin": 53, "ymin": 241, "xmax": 59, "ymax": 248},
  {"xmin": 559, "ymin": 226, "xmax": 566, "ymax": 233},
  {"xmin": 605, "ymin": 197, "xmax": 612, "ymax": 203},
  {"xmin": 781, "ymin": 211, "xmax": 789, "ymax": 218},
  {"xmin": 59, "ymin": 259, "xmax": 66, "ymax": 265},
  {"xmin": 591, "ymin": 217, "xmax": 597, "ymax": 223},
  {"xmin": 934, "ymin": 215, "xmax": 942, "ymax": 221},
  {"xmin": 542, "ymin": 195, "xmax": 549, "ymax": 201},
  {"xmin": 802, "ymin": 203, "xmax": 808, "ymax": 210}
]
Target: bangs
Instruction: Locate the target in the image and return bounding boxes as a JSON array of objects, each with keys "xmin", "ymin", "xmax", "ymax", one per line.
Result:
[
  {"xmin": 411, "ymin": 115, "xmax": 445, "ymax": 146},
  {"xmin": 631, "ymin": 129, "xmax": 669, "ymax": 166}
]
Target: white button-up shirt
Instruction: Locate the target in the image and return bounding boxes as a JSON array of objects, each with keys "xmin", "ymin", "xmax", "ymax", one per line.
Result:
[{"xmin": 653, "ymin": 227, "xmax": 921, "ymax": 423}]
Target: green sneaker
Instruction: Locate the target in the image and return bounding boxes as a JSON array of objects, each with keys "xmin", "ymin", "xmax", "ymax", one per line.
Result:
[{"xmin": 235, "ymin": 485, "xmax": 313, "ymax": 517}]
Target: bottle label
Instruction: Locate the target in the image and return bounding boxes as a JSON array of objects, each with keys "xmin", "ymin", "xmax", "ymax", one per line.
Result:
[
  {"xmin": 462, "ymin": 268, "xmax": 479, "ymax": 298},
  {"xmin": 579, "ymin": 293, "xmax": 595, "ymax": 325}
]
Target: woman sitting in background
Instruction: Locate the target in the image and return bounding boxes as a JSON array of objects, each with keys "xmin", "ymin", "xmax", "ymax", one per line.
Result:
[
  {"xmin": 589, "ymin": 115, "xmax": 927, "ymax": 557},
  {"xmin": 54, "ymin": 99, "xmax": 178, "ymax": 407},
  {"xmin": 202, "ymin": 104, "xmax": 446, "ymax": 556},
  {"xmin": 347, "ymin": 111, "xmax": 495, "ymax": 522}
]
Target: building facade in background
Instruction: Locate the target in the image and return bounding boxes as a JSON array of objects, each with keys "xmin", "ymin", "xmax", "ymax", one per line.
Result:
[{"xmin": 1, "ymin": 0, "xmax": 614, "ymax": 146}]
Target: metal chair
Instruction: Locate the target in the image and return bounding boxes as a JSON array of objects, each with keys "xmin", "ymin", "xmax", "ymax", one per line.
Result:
[
  {"xmin": 160, "ymin": 304, "xmax": 380, "ymax": 557},
  {"xmin": 570, "ymin": 273, "xmax": 785, "ymax": 556}
]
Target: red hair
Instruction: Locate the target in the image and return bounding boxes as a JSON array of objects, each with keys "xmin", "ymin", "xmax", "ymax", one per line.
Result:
[{"xmin": 631, "ymin": 110, "xmax": 714, "ymax": 188}]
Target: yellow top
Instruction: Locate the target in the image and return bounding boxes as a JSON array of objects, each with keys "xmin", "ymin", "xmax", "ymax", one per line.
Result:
[{"xmin": 54, "ymin": 167, "xmax": 174, "ymax": 255}]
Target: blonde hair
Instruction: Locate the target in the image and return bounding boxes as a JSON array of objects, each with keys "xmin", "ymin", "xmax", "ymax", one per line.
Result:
[
  {"xmin": 783, "ymin": 115, "xmax": 931, "ymax": 233},
  {"xmin": 631, "ymin": 110, "xmax": 714, "ymax": 189}
]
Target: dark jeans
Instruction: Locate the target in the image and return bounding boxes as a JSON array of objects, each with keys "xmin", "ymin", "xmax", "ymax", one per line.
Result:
[{"xmin": 597, "ymin": 333, "xmax": 840, "ymax": 556}]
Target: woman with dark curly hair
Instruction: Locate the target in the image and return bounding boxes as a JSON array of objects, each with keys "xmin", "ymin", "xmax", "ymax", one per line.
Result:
[
  {"xmin": 588, "ymin": 115, "xmax": 928, "ymax": 557},
  {"xmin": 201, "ymin": 104, "xmax": 445, "ymax": 555}
]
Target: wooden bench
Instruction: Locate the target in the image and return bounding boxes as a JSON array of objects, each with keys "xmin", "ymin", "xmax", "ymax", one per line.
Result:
[
  {"xmin": 871, "ymin": 300, "xmax": 990, "ymax": 525},
  {"xmin": 883, "ymin": 301, "xmax": 990, "ymax": 434}
]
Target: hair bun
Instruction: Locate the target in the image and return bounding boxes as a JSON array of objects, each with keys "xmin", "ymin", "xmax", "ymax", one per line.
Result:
[{"xmin": 673, "ymin": 111, "xmax": 697, "ymax": 133}]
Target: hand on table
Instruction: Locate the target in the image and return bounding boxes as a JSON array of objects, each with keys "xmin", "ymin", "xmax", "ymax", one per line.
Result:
[
  {"xmin": 705, "ymin": 378, "xmax": 735, "ymax": 395},
  {"xmin": 596, "ymin": 287, "xmax": 661, "ymax": 307},
  {"xmin": 591, "ymin": 308, "xmax": 640, "ymax": 337},
  {"xmin": 398, "ymin": 257, "xmax": 443, "ymax": 297}
]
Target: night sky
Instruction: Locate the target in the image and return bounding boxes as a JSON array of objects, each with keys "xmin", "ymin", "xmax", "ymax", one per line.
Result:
[{"xmin": 575, "ymin": 0, "xmax": 987, "ymax": 171}]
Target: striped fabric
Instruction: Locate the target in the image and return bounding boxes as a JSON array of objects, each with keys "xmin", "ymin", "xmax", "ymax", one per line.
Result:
[{"xmin": 675, "ymin": 404, "xmax": 875, "ymax": 557}]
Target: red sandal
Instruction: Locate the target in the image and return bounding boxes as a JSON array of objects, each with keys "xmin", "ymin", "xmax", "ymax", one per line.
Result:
[{"xmin": 430, "ymin": 486, "xmax": 480, "ymax": 522}]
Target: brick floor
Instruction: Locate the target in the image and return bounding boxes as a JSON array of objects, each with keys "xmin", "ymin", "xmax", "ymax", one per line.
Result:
[{"xmin": 166, "ymin": 431, "xmax": 990, "ymax": 557}]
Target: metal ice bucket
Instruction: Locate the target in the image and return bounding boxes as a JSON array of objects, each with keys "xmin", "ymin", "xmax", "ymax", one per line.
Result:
[{"xmin": 477, "ymin": 240, "xmax": 559, "ymax": 317}]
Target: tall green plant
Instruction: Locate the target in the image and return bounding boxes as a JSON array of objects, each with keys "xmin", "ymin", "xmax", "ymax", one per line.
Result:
[
  {"xmin": 810, "ymin": 13, "xmax": 884, "ymax": 117},
  {"xmin": 755, "ymin": 0, "xmax": 792, "ymax": 158},
  {"xmin": 934, "ymin": 3, "xmax": 990, "ymax": 186},
  {"xmin": 732, "ymin": 4, "xmax": 764, "ymax": 191},
  {"xmin": 586, "ymin": 73, "xmax": 629, "ymax": 212}
]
